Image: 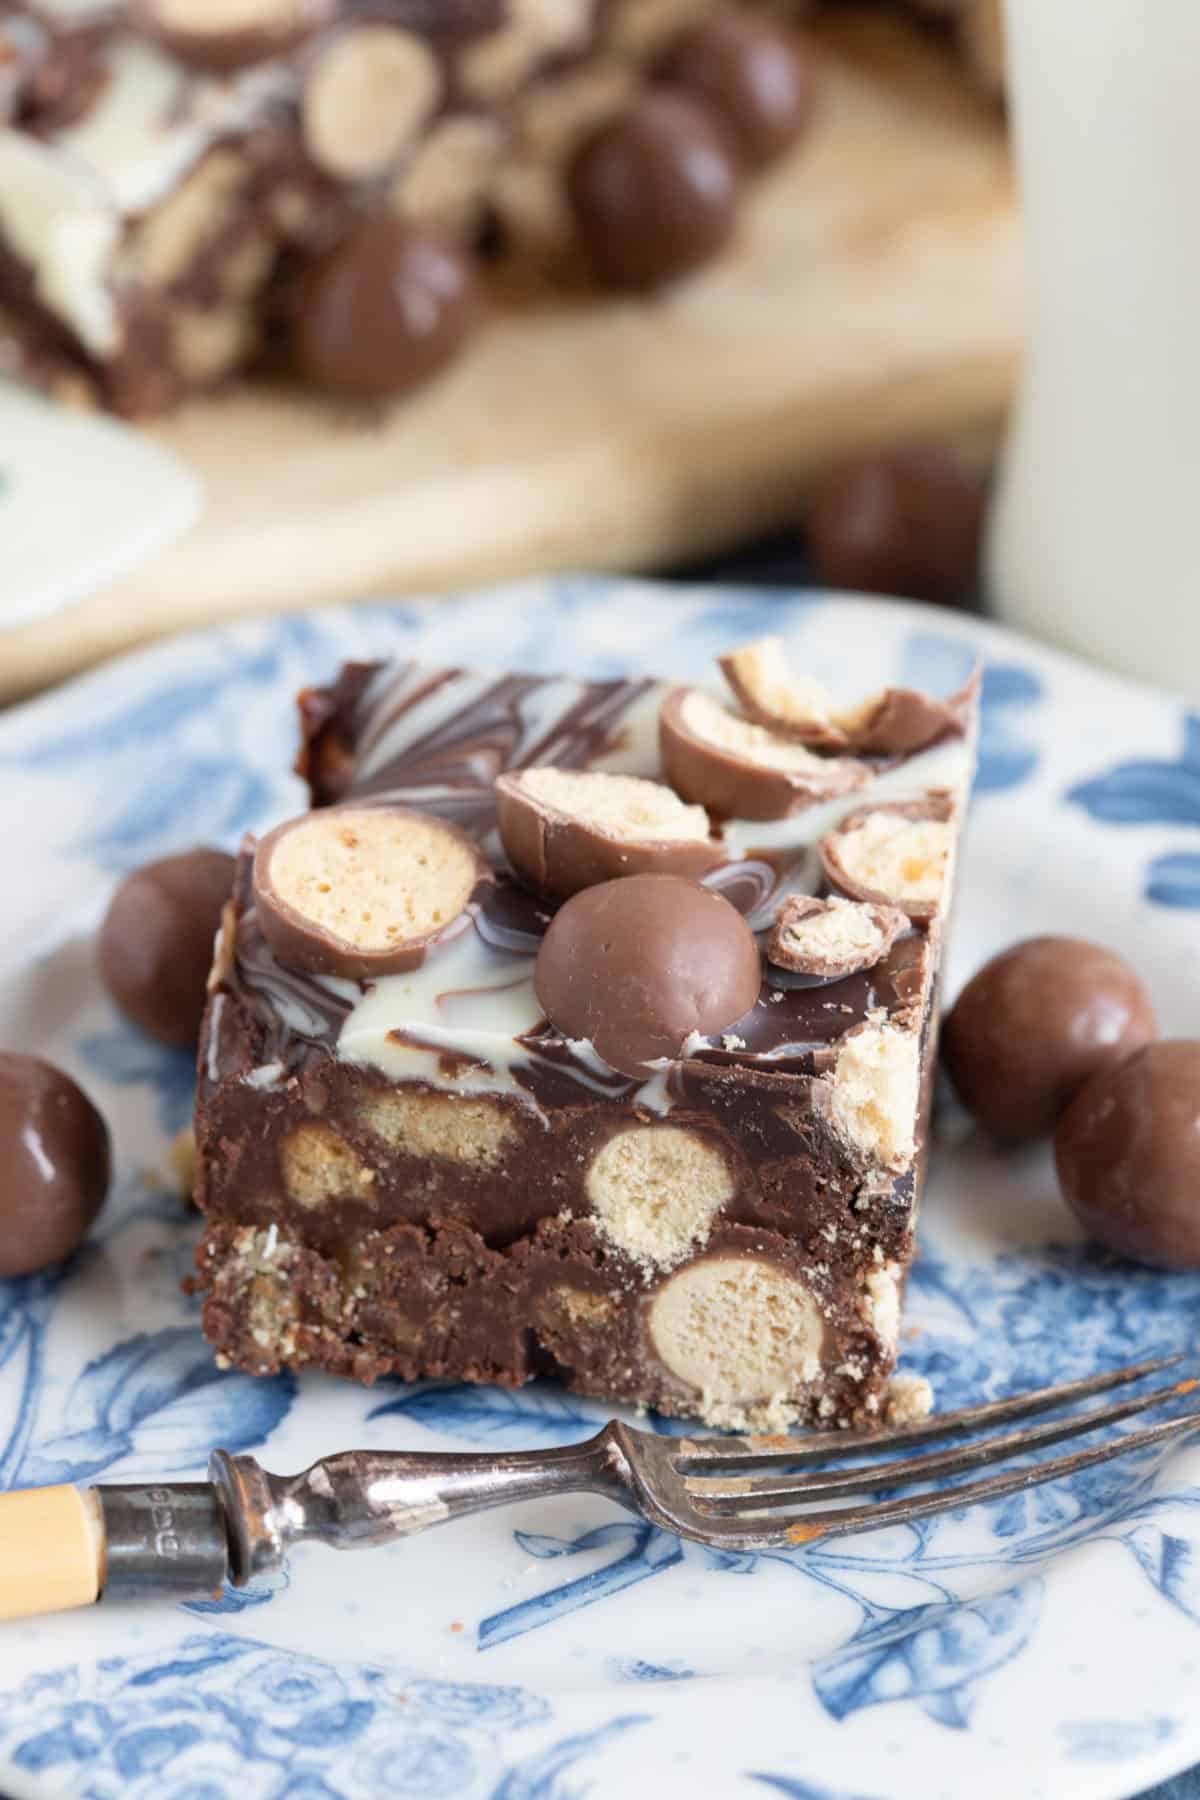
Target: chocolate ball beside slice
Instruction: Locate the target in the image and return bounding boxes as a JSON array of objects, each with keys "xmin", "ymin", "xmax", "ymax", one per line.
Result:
[
  {"xmin": 659, "ymin": 685, "xmax": 870, "ymax": 821},
  {"xmin": 535, "ymin": 874, "xmax": 761, "ymax": 1076},
  {"xmin": 253, "ymin": 804, "xmax": 486, "ymax": 980},
  {"xmin": 295, "ymin": 217, "xmax": 482, "ymax": 401},
  {"xmin": 658, "ymin": 9, "xmax": 818, "ymax": 169},
  {"xmin": 496, "ymin": 767, "xmax": 722, "ymax": 901},
  {"xmin": 806, "ymin": 441, "xmax": 989, "ymax": 606},
  {"xmin": 0, "ymin": 1054, "xmax": 111, "ymax": 1277},
  {"xmin": 943, "ymin": 936, "xmax": 1159, "ymax": 1142},
  {"xmin": 1055, "ymin": 1040, "xmax": 1200, "ymax": 1268},
  {"xmin": 98, "ymin": 847, "xmax": 236, "ymax": 1050},
  {"xmin": 567, "ymin": 89, "xmax": 741, "ymax": 292}
]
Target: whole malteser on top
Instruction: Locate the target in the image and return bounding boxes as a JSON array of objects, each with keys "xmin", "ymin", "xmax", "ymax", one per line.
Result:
[
  {"xmin": 534, "ymin": 872, "xmax": 761, "ymax": 1073},
  {"xmin": 191, "ymin": 636, "xmax": 978, "ymax": 1433}
]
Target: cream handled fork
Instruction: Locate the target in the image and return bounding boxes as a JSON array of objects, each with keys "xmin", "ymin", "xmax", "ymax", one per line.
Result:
[{"xmin": 1, "ymin": 1356, "xmax": 1196, "ymax": 1621}]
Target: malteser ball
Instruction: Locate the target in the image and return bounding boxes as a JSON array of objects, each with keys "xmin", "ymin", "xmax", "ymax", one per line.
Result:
[
  {"xmin": 806, "ymin": 442, "xmax": 988, "ymax": 606},
  {"xmin": 252, "ymin": 804, "xmax": 484, "ymax": 980},
  {"xmin": 295, "ymin": 218, "xmax": 481, "ymax": 401},
  {"xmin": 1055, "ymin": 1042, "xmax": 1200, "ymax": 1269},
  {"xmin": 98, "ymin": 848, "xmax": 236, "ymax": 1049},
  {"xmin": 942, "ymin": 936, "xmax": 1158, "ymax": 1141},
  {"xmin": 0, "ymin": 1054, "xmax": 111, "ymax": 1276},
  {"xmin": 535, "ymin": 874, "xmax": 760, "ymax": 1075},
  {"xmin": 659, "ymin": 10, "xmax": 817, "ymax": 169},
  {"xmin": 567, "ymin": 90, "xmax": 740, "ymax": 291}
]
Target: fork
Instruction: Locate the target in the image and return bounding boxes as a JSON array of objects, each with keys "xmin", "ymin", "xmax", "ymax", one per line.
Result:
[{"xmin": 1, "ymin": 1356, "xmax": 1196, "ymax": 1619}]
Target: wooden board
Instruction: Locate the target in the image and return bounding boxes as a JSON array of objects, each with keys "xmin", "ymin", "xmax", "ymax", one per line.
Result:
[{"xmin": 4, "ymin": 10, "xmax": 1020, "ymax": 700}]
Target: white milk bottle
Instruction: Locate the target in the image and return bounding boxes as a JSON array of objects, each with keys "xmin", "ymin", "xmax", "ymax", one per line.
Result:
[{"xmin": 986, "ymin": 0, "xmax": 1200, "ymax": 697}]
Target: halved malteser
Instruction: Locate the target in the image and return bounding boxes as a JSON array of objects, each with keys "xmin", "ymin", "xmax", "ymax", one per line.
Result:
[
  {"xmin": 719, "ymin": 638, "xmax": 850, "ymax": 751},
  {"xmin": 659, "ymin": 687, "xmax": 871, "ymax": 822},
  {"xmin": 496, "ymin": 767, "xmax": 722, "ymax": 901},
  {"xmin": 720, "ymin": 636, "xmax": 977, "ymax": 757},
  {"xmin": 819, "ymin": 795, "xmax": 956, "ymax": 921},
  {"xmin": 766, "ymin": 894, "xmax": 909, "ymax": 978},
  {"xmin": 253, "ymin": 804, "xmax": 485, "ymax": 979},
  {"xmin": 137, "ymin": 0, "xmax": 334, "ymax": 73}
]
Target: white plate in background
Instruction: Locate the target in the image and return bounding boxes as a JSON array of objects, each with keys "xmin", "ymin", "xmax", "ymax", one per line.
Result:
[{"xmin": 0, "ymin": 386, "xmax": 202, "ymax": 631}]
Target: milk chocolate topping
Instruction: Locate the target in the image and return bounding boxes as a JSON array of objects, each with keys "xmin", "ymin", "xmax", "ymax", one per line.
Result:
[{"xmin": 535, "ymin": 874, "xmax": 761, "ymax": 1076}]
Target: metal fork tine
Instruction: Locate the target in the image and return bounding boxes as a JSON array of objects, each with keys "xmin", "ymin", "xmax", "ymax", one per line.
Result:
[
  {"xmin": 672, "ymin": 1353, "xmax": 1185, "ymax": 1471},
  {"xmin": 687, "ymin": 1378, "xmax": 1198, "ymax": 1509},
  {"xmin": 700, "ymin": 1408, "xmax": 1200, "ymax": 1549}
]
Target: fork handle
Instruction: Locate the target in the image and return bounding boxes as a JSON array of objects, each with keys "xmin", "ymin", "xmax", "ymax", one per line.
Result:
[
  {"xmin": 0, "ymin": 1485, "xmax": 103, "ymax": 1620},
  {"xmin": 0, "ymin": 1429, "xmax": 634, "ymax": 1619},
  {"xmin": 0, "ymin": 1481, "xmax": 230, "ymax": 1619},
  {"xmin": 211, "ymin": 1427, "xmax": 633, "ymax": 1585}
]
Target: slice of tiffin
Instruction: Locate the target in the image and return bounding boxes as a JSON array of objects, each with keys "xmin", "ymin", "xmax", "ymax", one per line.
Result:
[{"xmin": 194, "ymin": 642, "xmax": 977, "ymax": 1430}]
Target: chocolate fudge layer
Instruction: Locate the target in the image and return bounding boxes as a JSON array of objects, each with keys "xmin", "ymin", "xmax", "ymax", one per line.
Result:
[{"xmin": 195, "ymin": 640, "xmax": 977, "ymax": 1430}]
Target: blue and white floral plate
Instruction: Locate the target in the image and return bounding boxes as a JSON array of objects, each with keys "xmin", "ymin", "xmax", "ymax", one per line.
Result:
[{"xmin": 0, "ymin": 580, "xmax": 1198, "ymax": 1800}]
